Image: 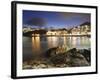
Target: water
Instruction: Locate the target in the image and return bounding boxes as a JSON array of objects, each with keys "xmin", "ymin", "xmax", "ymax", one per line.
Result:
[{"xmin": 23, "ymin": 36, "xmax": 90, "ymax": 61}]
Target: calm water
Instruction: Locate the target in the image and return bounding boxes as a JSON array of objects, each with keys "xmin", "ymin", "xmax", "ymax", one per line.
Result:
[{"xmin": 23, "ymin": 36, "xmax": 90, "ymax": 61}]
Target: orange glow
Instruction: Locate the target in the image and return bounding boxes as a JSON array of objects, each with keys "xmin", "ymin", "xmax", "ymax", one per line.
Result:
[
  {"xmin": 72, "ymin": 37, "xmax": 77, "ymax": 47},
  {"xmin": 32, "ymin": 37, "xmax": 41, "ymax": 54},
  {"xmin": 47, "ymin": 37, "xmax": 58, "ymax": 48}
]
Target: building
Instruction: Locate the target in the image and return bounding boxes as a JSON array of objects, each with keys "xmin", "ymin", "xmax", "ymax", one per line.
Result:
[
  {"xmin": 71, "ymin": 26, "xmax": 80, "ymax": 35},
  {"xmin": 46, "ymin": 29, "xmax": 68, "ymax": 36},
  {"xmin": 80, "ymin": 22, "xmax": 91, "ymax": 35}
]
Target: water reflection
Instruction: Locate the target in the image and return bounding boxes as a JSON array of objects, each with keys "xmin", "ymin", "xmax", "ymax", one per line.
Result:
[
  {"xmin": 63, "ymin": 37, "xmax": 67, "ymax": 45},
  {"xmin": 23, "ymin": 36, "xmax": 90, "ymax": 61},
  {"xmin": 32, "ymin": 37, "xmax": 41, "ymax": 54},
  {"xmin": 47, "ymin": 37, "xmax": 58, "ymax": 48}
]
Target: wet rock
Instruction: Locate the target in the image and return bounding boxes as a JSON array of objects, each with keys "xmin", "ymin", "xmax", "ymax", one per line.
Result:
[
  {"xmin": 78, "ymin": 49, "xmax": 91, "ymax": 63},
  {"xmin": 45, "ymin": 48, "xmax": 90, "ymax": 67},
  {"xmin": 44, "ymin": 45, "xmax": 69, "ymax": 58},
  {"xmin": 66, "ymin": 48, "xmax": 77, "ymax": 54},
  {"xmin": 39, "ymin": 64, "xmax": 48, "ymax": 68},
  {"xmin": 64, "ymin": 48, "xmax": 90, "ymax": 67},
  {"xmin": 55, "ymin": 64, "xmax": 69, "ymax": 67},
  {"xmin": 23, "ymin": 65, "xmax": 33, "ymax": 69},
  {"xmin": 66, "ymin": 53, "xmax": 89, "ymax": 67},
  {"xmin": 23, "ymin": 48, "xmax": 91, "ymax": 69},
  {"xmin": 44, "ymin": 47, "xmax": 57, "ymax": 58},
  {"xmin": 31, "ymin": 63, "xmax": 48, "ymax": 69},
  {"xmin": 50, "ymin": 54, "xmax": 66, "ymax": 65},
  {"xmin": 47, "ymin": 64, "xmax": 54, "ymax": 68},
  {"xmin": 37, "ymin": 64, "xmax": 47, "ymax": 68}
]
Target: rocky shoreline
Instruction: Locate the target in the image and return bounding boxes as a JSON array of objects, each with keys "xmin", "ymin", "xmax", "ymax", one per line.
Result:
[{"xmin": 23, "ymin": 48, "xmax": 91, "ymax": 69}]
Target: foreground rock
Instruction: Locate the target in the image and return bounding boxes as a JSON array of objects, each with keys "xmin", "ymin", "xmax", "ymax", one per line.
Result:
[
  {"xmin": 65, "ymin": 50, "xmax": 90, "ymax": 67},
  {"xmin": 23, "ymin": 48, "xmax": 91, "ymax": 69},
  {"xmin": 49, "ymin": 48, "xmax": 90, "ymax": 67},
  {"xmin": 77, "ymin": 49, "xmax": 91, "ymax": 63}
]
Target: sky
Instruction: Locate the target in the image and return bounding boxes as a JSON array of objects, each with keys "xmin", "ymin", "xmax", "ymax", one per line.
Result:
[{"xmin": 23, "ymin": 10, "xmax": 90, "ymax": 29}]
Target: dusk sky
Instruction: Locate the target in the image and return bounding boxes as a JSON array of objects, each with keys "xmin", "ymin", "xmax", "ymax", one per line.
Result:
[{"xmin": 23, "ymin": 10, "xmax": 90, "ymax": 28}]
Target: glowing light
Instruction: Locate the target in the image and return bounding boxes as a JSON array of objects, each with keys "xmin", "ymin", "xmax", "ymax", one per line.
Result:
[{"xmin": 32, "ymin": 37, "xmax": 41, "ymax": 54}]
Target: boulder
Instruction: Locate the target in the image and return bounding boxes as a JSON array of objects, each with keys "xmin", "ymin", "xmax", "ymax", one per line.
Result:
[
  {"xmin": 78, "ymin": 49, "xmax": 91, "ymax": 63},
  {"xmin": 28, "ymin": 48, "xmax": 91, "ymax": 68},
  {"xmin": 23, "ymin": 65, "xmax": 33, "ymax": 69},
  {"xmin": 66, "ymin": 48, "xmax": 77, "ymax": 54},
  {"xmin": 65, "ymin": 48, "xmax": 90, "ymax": 66},
  {"xmin": 65, "ymin": 53, "xmax": 89, "ymax": 67},
  {"xmin": 44, "ymin": 47, "xmax": 57, "ymax": 58},
  {"xmin": 50, "ymin": 54, "xmax": 66, "ymax": 65}
]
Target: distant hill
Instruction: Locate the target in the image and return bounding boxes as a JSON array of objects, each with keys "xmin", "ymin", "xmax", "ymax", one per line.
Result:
[{"xmin": 80, "ymin": 22, "xmax": 90, "ymax": 26}]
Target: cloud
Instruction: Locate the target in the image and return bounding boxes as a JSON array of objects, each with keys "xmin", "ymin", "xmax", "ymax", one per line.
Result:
[
  {"xmin": 27, "ymin": 17, "xmax": 47, "ymax": 28},
  {"xmin": 57, "ymin": 12, "xmax": 90, "ymax": 21}
]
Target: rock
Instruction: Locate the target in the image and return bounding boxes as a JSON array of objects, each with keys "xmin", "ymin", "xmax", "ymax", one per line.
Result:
[
  {"xmin": 73, "ymin": 58, "xmax": 89, "ymax": 66},
  {"xmin": 50, "ymin": 54, "xmax": 66, "ymax": 65},
  {"xmin": 44, "ymin": 47, "xmax": 57, "ymax": 58},
  {"xmin": 39, "ymin": 64, "xmax": 48, "ymax": 68},
  {"xmin": 32, "ymin": 65, "xmax": 38, "ymax": 69},
  {"xmin": 44, "ymin": 48, "xmax": 90, "ymax": 67},
  {"xmin": 66, "ymin": 48, "xmax": 77, "ymax": 54},
  {"xmin": 64, "ymin": 48, "xmax": 90, "ymax": 67},
  {"xmin": 78, "ymin": 49, "xmax": 91, "ymax": 63},
  {"xmin": 55, "ymin": 64, "xmax": 69, "ymax": 67},
  {"xmin": 44, "ymin": 46, "xmax": 69, "ymax": 58},
  {"xmin": 23, "ymin": 48, "xmax": 91, "ymax": 69},
  {"xmin": 32, "ymin": 63, "xmax": 48, "ymax": 69},
  {"xmin": 23, "ymin": 65, "xmax": 33, "ymax": 69},
  {"xmin": 67, "ymin": 53, "xmax": 89, "ymax": 67},
  {"xmin": 47, "ymin": 64, "xmax": 54, "ymax": 68}
]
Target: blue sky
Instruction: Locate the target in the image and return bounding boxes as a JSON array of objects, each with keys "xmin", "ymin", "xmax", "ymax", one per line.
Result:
[{"xmin": 23, "ymin": 10, "xmax": 90, "ymax": 28}]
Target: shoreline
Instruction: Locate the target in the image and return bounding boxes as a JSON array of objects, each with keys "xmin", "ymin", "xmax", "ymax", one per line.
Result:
[{"xmin": 24, "ymin": 34, "xmax": 91, "ymax": 37}]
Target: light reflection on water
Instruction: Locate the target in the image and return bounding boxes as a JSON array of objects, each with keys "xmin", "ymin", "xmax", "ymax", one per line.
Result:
[
  {"xmin": 23, "ymin": 36, "xmax": 90, "ymax": 61},
  {"xmin": 32, "ymin": 37, "xmax": 41, "ymax": 54}
]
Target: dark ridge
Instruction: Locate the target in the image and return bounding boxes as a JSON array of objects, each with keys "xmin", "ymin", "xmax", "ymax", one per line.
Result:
[{"xmin": 80, "ymin": 22, "xmax": 90, "ymax": 26}]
